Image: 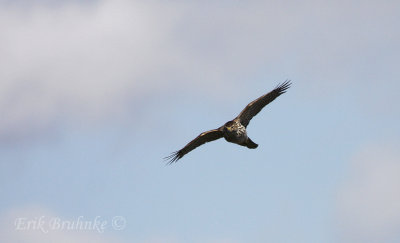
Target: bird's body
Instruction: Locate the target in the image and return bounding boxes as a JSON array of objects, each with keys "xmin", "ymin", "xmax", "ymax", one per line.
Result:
[
  {"xmin": 165, "ymin": 80, "xmax": 291, "ymax": 164},
  {"xmin": 223, "ymin": 120, "xmax": 247, "ymax": 145},
  {"xmin": 222, "ymin": 119, "xmax": 258, "ymax": 149}
]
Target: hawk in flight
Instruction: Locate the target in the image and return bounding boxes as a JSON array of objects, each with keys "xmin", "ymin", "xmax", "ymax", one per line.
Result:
[{"xmin": 165, "ymin": 80, "xmax": 291, "ymax": 164}]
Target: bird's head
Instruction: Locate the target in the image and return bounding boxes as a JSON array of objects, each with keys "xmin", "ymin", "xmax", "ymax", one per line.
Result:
[{"xmin": 224, "ymin": 121, "xmax": 234, "ymax": 131}]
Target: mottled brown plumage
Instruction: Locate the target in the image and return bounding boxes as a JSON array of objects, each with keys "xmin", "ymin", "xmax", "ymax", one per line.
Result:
[{"xmin": 165, "ymin": 80, "xmax": 291, "ymax": 164}]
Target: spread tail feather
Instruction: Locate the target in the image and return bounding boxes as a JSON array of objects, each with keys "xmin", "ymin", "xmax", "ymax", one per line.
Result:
[{"xmin": 246, "ymin": 137, "xmax": 258, "ymax": 149}]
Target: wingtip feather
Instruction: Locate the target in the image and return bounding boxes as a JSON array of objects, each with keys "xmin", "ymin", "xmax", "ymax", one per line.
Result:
[
  {"xmin": 164, "ymin": 150, "xmax": 183, "ymax": 165},
  {"xmin": 275, "ymin": 79, "xmax": 291, "ymax": 94}
]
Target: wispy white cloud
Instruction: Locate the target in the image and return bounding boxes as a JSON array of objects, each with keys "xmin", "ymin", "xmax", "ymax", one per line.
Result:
[
  {"xmin": 0, "ymin": 0, "xmax": 181, "ymax": 144},
  {"xmin": 336, "ymin": 143, "xmax": 400, "ymax": 243},
  {"xmin": 0, "ymin": 0, "xmax": 399, "ymax": 144}
]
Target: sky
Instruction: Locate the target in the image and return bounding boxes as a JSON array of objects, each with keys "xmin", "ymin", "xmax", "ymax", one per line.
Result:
[{"xmin": 0, "ymin": 0, "xmax": 399, "ymax": 242}]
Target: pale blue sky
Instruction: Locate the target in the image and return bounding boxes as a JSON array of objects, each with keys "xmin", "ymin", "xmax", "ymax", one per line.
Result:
[{"xmin": 0, "ymin": 1, "xmax": 399, "ymax": 243}]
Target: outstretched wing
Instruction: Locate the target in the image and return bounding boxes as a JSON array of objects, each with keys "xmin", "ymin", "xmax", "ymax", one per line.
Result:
[
  {"xmin": 236, "ymin": 80, "xmax": 291, "ymax": 127},
  {"xmin": 165, "ymin": 128, "xmax": 223, "ymax": 164}
]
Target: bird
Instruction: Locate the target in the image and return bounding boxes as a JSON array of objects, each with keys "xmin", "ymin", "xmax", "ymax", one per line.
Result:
[{"xmin": 165, "ymin": 80, "xmax": 291, "ymax": 164}]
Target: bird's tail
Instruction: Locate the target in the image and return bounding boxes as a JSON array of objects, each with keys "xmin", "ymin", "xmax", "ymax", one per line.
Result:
[{"xmin": 246, "ymin": 137, "xmax": 258, "ymax": 149}]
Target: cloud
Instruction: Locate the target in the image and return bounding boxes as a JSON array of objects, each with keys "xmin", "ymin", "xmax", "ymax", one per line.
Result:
[
  {"xmin": 336, "ymin": 143, "xmax": 400, "ymax": 243},
  {"xmin": 0, "ymin": 0, "xmax": 399, "ymax": 144},
  {"xmin": 0, "ymin": 0, "xmax": 250, "ymax": 145},
  {"xmin": 0, "ymin": 205, "xmax": 125, "ymax": 243},
  {"xmin": 0, "ymin": 0, "xmax": 181, "ymax": 144}
]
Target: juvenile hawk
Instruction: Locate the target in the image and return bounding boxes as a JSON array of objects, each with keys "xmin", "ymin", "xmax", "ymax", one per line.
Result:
[{"xmin": 165, "ymin": 80, "xmax": 291, "ymax": 164}]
